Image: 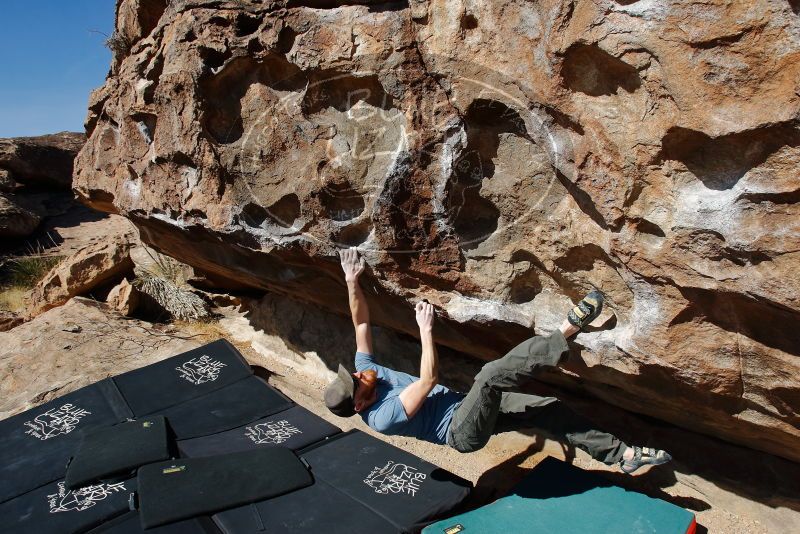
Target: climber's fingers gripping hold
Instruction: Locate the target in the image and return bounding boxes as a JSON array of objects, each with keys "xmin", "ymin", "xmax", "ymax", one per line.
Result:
[
  {"xmin": 415, "ymin": 300, "xmax": 434, "ymax": 333},
  {"xmin": 340, "ymin": 246, "xmax": 365, "ymax": 282}
]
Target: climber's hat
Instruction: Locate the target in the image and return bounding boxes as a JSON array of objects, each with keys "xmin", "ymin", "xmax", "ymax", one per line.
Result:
[{"xmin": 324, "ymin": 364, "xmax": 358, "ymax": 417}]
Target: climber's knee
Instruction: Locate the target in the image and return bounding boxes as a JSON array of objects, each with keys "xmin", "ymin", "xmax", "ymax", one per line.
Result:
[{"xmin": 474, "ymin": 358, "xmax": 510, "ymax": 385}]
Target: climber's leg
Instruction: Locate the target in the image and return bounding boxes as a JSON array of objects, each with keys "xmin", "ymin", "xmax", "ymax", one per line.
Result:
[
  {"xmin": 447, "ymin": 331, "xmax": 569, "ymax": 453},
  {"xmin": 494, "ymin": 394, "xmax": 627, "ymax": 465}
]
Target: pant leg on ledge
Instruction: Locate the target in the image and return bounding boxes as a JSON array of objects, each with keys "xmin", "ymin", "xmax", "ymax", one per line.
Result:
[{"xmin": 495, "ymin": 394, "xmax": 628, "ymax": 465}]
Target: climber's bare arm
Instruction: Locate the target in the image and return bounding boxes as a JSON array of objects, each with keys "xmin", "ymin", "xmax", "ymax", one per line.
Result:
[
  {"xmin": 399, "ymin": 301, "xmax": 438, "ymax": 419},
  {"xmin": 340, "ymin": 247, "xmax": 373, "ymax": 355}
]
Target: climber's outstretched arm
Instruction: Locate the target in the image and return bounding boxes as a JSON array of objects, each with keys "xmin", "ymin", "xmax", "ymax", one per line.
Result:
[
  {"xmin": 340, "ymin": 247, "xmax": 373, "ymax": 355},
  {"xmin": 399, "ymin": 301, "xmax": 438, "ymax": 419}
]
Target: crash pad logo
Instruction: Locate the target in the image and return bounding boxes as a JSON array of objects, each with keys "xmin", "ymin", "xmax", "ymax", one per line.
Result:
[
  {"xmin": 244, "ymin": 420, "xmax": 302, "ymax": 445},
  {"xmin": 176, "ymin": 355, "xmax": 226, "ymax": 385},
  {"xmin": 47, "ymin": 481, "xmax": 126, "ymax": 513},
  {"xmin": 24, "ymin": 403, "xmax": 91, "ymax": 440},
  {"xmin": 364, "ymin": 461, "xmax": 427, "ymax": 497}
]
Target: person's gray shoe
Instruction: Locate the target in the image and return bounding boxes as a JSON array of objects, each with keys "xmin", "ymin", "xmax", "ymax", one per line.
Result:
[
  {"xmin": 620, "ymin": 446, "xmax": 672, "ymax": 474},
  {"xmin": 567, "ymin": 290, "xmax": 604, "ymax": 330}
]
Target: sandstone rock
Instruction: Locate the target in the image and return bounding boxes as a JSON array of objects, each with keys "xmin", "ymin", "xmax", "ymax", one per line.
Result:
[
  {"xmin": 221, "ymin": 292, "xmax": 482, "ymax": 388},
  {"xmin": 0, "ymin": 168, "xmax": 18, "ymax": 192},
  {"xmin": 0, "ymin": 297, "xmax": 198, "ymax": 417},
  {"xmin": 0, "ymin": 311, "xmax": 23, "ymax": 332},
  {"xmin": 73, "ymin": 0, "xmax": 800, "ymax": 461},
  {"xmin": 27, "ymin": 237, "xmax": 134, "ymax": 316},
  {"xmin": 0, "ymin": 193, "xmax": 41, "ymax": 238},
  {"xmin": 0, "ymin": 132, "xmax": 84, "ymax": 190},
  {"xmin": 106, "ymin": 277, "xmax": 140, "ymax": 316}
]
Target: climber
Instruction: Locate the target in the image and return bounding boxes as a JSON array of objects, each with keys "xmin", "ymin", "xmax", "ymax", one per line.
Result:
[{"xmin": 324, "ymin": 247, "xmax": 672, "ymax": 474}]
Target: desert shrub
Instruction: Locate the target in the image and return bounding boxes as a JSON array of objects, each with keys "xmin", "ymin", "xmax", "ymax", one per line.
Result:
[
  {"xmin": 105, "ymin": 32, "xmax": 133, "ymax": 56},
  {"xmin": 134, "ymin": 271, "xmax": 211, "ymax": 321},
  {"xmin": 0, "ymin": 254, "xmax": 62, "ymax": 312},
  {"xmin": 2, "ymin": 255, "xmax": 61, "ymax": 287},
  {"xmin": 133, "ymin": 248, "xmax": 210, "ymax": 321}
]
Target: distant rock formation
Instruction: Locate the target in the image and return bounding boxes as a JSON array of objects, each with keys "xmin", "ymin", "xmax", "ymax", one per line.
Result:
[
  {"xmin": 0, "ymin": 132, "xmax": 85, "ymax": 239},
  {"xmin": 0, "ymin": 193, "xmax": 41, "ymax": 238},
  {"xmin": 73, "ymin": 0, "xmax": 800, "ymax": 461},
  {"xmin": 0, "ymin": 132, "xmax": 85, "ymax": 190}
]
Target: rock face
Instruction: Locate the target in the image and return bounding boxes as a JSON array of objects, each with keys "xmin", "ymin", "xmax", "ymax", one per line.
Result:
[
  {"xmin": 73, "ymin": 1, "xmax": 800, "ymax": 461},
  {"xmin": 0, "ymin": 132, "xmax": 85, "ymax": 190},
  {"xmin": 106, "ymin": 277, "xmax": 141, "ymax": 316},
  {"xmin": 0, "ymin": 132, "xmax": 85, "ymax": 240},
  {"xmin": 0, "ymin": 311, "xmax": 23, "ymax": 332},
  {"xmin": 0, "ymin": 169, "xmax": 17, "ymax": 192},
  {"xmin": 0, "ymin": 193, "xmax": 41, "ymax": 237},
  {"xmin": 27, "ymin": 237, "xmax": 134, "ymax": 317}
]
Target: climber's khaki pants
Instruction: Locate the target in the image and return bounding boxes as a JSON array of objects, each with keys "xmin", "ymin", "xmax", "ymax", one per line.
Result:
[{"xmin": 446, "ymin": 331, "xmax": 628, "ymax": 464}]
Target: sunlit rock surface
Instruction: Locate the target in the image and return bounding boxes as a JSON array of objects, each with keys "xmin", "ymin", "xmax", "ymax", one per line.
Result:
[{"xmin": 73, "ymin": 0, "xmax": 800, "ymax": 461}]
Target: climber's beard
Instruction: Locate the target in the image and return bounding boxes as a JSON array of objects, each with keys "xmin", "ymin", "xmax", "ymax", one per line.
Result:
[{"xmin": 354, "ymin": 369, "xmax": 378, "ymax": 411}]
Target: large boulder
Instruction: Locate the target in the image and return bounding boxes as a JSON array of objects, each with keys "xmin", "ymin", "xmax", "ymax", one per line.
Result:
[
  {"xmin": 0, "ymin": 193, "xmax": 41, "ymax": 238},
  {"xmin": 27, "ymin": 237, "xmax": 134, "ymax": 316},
  {"xmin": 73, "ymin": 0, "xmax": 800, "ymax": 461},
  {"xmin": 0, "ymin": 169, "xmax": 17, "ymax": 193},
  {"xmin": 0, "ymin": 132, "xmax": 85, "ymax": 189}
]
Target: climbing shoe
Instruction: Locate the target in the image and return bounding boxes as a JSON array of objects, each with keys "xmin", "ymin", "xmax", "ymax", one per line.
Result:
[
  {"xmin": 620, "ymin": 446, "xmax": 672, "ymax": 474},
  {"xmin": 567, "ymin": 290, "xmax": 604, "ymax": 330}
]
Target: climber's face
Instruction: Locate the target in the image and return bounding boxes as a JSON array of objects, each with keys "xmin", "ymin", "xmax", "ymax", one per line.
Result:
[{"xmin": 353, "ymin": 369, "xmax": 378, "ymax": 412}]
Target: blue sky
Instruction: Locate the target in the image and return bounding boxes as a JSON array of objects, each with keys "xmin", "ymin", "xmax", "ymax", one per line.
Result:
[{"xmin": 0, "ymin": 0, "xmax": 115, "ymax": 137}]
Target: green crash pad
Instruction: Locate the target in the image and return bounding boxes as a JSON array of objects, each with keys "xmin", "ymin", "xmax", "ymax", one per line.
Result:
[{"xmin": 423, "ymin": 457, "xmax": 696, "ymax": 534}]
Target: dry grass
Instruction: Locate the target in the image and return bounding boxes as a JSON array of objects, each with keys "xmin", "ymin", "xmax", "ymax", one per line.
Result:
[
  {"xmin": 0, "ymin": 287, "xmax": 28, "ymax": 312},
  {"xmin": 2, "ymin": 255, "xmax": 61, "ymax": 287},
  {"xmin": 0, "ymin": 254, "xmax": 62, "ymax": 312},
  {"xmin": 171, "ymin": 319, "xmax": 227, "ymax": 340},
  {"xmin": 105, "ymin": 33, "xmax": 133, "ymax": 56},
  {"xmin": 171, "ymin": 319, "xmax": 256, "ymax": 355}
]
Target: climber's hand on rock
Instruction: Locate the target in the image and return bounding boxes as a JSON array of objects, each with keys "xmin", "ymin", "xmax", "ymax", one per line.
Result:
[
  {"xmin": 415, "ymin": 300, "xmax": 434, "ymax": 333},
  {"xmin": 339, "ymin": 246, "xmax": 365, "ymax": 283}
]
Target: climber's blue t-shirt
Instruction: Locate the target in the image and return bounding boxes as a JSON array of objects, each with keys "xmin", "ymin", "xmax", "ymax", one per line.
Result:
[{"xmin": 355, "ymin": 351, "xmax": 465, "ymax": 445}]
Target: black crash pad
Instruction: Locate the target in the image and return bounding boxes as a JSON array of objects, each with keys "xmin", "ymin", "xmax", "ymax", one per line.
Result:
[
  {"xmin": 66, "ymin": 415, "xmax": 171, "ymax": 489},
  {"xmin": 138, "ymin": 447, "xmax": 313, "ymax": 529},
  {"xmin": 159, "ymin": 375, "xmax": 292, "ymax": 440},
  {"xmin": 86, "ymin": 511, "xmax": 221, "ymax": 533},
  {"xmin": 215, "ymin": 430, "xmax": 472, "ymax": 533},
  {"xmin": 0, "ymin": 379, "xmax": 132, "ymax": 503},
  {"xmin": 178, "ymin": 404, "xmax": 341, "ymax": 458},
  {"xmin": 0, "ymin": 476, "xmax": 135, "ymax": 534},
  {"xmin": 301, "ymin": 430, "xmax": 472, "ymax": 533},
  {"xmin": 113, "ymin": 339, "xmax": 253, "ymax": 417},
  {"xmin": 213, "ymin": 477, "xmax": 398, "ymax": 534}
]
